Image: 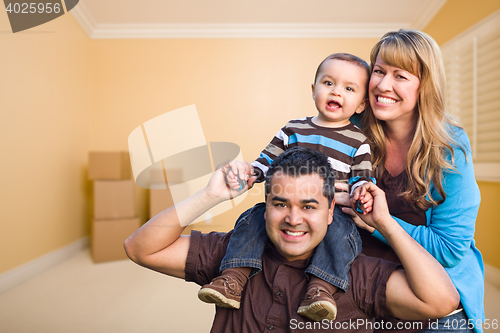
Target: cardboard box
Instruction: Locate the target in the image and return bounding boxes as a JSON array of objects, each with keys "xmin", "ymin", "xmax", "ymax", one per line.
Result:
[
  {"xmin": 91, "ymin": 217, "xmax": 141, "ymax": 263},
  {"xmin": 89, "ymin": 152, "xmax": 131, "ymax": 180},
  {"xmin": 149, "ymin": 188, "xmax": 191, "ymax": 235},
  {"xmin": 149, "ymin": 188, "xmax": 174, "ymax": 219},
  {"xmin": 148, "ymin": 166, "xmax": 184, "ymax": 185},
  {"xmin": 94, "ymin": 180, "xmax": 135, "ymax": 219}
]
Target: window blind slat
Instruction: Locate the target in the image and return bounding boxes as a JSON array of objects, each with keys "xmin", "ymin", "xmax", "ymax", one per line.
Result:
[
  {"xmin": 477, "ymin": 100, "xmax": 500, "ymax": 117},
  {"xmin": 476, "ymin": 120, "xmax": 500, "ymax": 132},
  {"xmin": 477, "ymin": 58, "xmax": 500, "ymax": 76},
  {"xmin": 476, "ymin": 131, "xmax": 500, "ymax": 143},
  {"xmin": 477, "ymin": 85, "xmax": 500, "ymax": 105},
  {"xmin": 478, "ymin": 32, "xmax": 500, "ymax": 53},
  {"xmin": 475, "ymin": 152, "xmax": 500, "ymax": 163}
]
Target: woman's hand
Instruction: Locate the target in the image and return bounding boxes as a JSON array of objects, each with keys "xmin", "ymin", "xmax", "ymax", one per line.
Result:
[{"xmin": 343, "ymin": 206, "xmax": 376, "ymax": 233}]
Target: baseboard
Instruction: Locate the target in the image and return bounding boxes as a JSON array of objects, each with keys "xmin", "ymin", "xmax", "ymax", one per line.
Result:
[
  {"xmin": 0, "ymin": 237, "xmax": 89, "ymax": 295},
  {"xmin": 484, "ymin": 263, "xmax": 500, "ymax": 289}
]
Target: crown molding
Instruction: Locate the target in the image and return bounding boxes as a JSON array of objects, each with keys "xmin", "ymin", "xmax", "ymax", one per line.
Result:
[
  {"xmin": 71, "ymin": 3, "xmax": 409, "ymax": 39},
  {"xmin": 412, "ymin": 0, "xmax": 447, "ymax": 30},
  {"xmin": 70, "ymin": 0, "xmax": 97, "ymax": 37}
]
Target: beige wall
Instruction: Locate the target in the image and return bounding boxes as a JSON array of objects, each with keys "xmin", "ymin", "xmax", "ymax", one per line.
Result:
[
  {"xmin": 1, "ymin": 11, "xmax": 377, "ymax": 273},
  {"xmin": 3, "ymin": 0, "xmax": 500, "ymax": 275},
  {"xmin": 424, "ymin": 0, "xmax": 500, "ymax": 269},
  {"xmin": 475, "ymin": 182, "xmax": 500, "ymax": 269},
  {"xmin": 89, "ymin": 38, "xmax": 378, "ymax": 233},
  {"xmin": 425, "ymin": 0, "xmax": 500, "ymax": 45},
  {"xmin": 0, "ymin": 13, "xmax": 91, "ymax": 274}
]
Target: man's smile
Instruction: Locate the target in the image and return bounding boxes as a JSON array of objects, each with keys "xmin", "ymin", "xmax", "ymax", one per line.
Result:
[{"xmin": 282, "ymin": 229, "xmax": 308, "ymax": 238}]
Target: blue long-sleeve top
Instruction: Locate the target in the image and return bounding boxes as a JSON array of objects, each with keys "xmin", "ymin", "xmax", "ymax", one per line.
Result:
[{"xmin": 368, "ymin": 126, "xmax": 484, "ymax": 333}]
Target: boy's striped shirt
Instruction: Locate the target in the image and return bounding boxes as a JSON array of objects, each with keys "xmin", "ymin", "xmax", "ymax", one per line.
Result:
[{"xmin": 252, "ymin": 117, "xmax": 374, "ymax": 187}]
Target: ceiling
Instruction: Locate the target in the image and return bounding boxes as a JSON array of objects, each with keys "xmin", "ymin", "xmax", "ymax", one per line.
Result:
[{"xmin": 71, "ymin": 0, "xmax": 447, "ymax": 39}]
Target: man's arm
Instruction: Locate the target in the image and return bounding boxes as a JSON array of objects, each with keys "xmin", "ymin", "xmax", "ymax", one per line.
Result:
[
  {"xmin": 357, "ymin": 183, "xmax": 460, "ymax": 320},
  {"xmin": 123, "ymin": 162, "xmax": 256, "ymax": 279}
]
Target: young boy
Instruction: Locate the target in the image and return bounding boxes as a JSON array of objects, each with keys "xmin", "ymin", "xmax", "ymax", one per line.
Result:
[{"xmin": 198, "ymin": 53, "xmax": 375, "ymax": 322}]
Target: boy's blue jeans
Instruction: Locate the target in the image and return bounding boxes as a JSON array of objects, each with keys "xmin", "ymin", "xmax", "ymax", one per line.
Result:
[{"xmin": 219, "ymin": 202, "xmax": 362, "ymax": 291}]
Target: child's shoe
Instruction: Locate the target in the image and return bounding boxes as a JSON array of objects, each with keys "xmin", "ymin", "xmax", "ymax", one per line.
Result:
[
  {"xmin": 198, "ymin": 268, "xmax": 247, "ymax": 309},
  {"xmin": 297, "ymin": 284, "xmax": 337, "ymax": 321}
]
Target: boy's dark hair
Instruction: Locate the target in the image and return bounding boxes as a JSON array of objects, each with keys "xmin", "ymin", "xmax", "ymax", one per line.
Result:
[
  {"xmin": 265, "ymin": 147, "xmax": 336, "ymax": 207},
  {"xmin": 313, "ymin": 53, "xmax": 371, "ymax": 85}
]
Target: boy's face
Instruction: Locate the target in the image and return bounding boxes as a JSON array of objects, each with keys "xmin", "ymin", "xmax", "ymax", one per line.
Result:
[
  {"xmin": 264, "ymin": 172, "xmax": 334, "ymax": 262},
  {"xmin": 312, "ymin": 59, "xmax": 368, "ymax": 127}
]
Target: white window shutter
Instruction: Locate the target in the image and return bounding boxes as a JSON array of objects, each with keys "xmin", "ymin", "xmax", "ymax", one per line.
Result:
[{"xmin": 441, "ymin": 11, "xmax": 500, "ymax": 181}]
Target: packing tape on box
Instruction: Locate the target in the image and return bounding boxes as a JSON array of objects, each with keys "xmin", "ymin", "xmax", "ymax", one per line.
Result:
[{"xmin": 128, "ymin": 105, "xmax": 247, "ymax": 226}]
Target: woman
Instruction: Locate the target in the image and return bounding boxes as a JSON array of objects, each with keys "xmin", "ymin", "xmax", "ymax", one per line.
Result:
[{"xmin": 345, "ymin": 29, "xmax": 484, "ymax": 332}]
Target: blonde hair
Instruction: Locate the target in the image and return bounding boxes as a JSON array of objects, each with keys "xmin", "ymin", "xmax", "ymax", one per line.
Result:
[{"xmin": 364, "ymin": 29, "xmax": 463, "ymax": 210}]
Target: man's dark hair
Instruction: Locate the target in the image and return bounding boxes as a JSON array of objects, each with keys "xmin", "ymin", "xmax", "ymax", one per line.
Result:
[
  {"xmin": 265, "ymin": 147, "xmax": 336, "ymax": 207},
  {"xmin": 313, "ymin": 53, "xmax": 371, "ymax": 85}
]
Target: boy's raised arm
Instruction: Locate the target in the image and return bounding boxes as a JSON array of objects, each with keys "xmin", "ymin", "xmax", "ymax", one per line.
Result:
[{"xmin": 124, "ymin": 162, "xmax": 255, "ymax": 279}]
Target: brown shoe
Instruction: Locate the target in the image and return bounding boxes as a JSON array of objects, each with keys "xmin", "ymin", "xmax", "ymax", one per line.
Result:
[
  {"xmin": 297, "ymin": 286, "xmax": 337, "ymax": 321},
  {"xmin": 198, "ymin": 275, "xmax": 243, "ymax": 309}
]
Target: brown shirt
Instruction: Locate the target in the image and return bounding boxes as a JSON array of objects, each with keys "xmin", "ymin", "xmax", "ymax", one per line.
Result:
[{"xmin": 185, "ymin": 230, "xmax": 399, "ymax": 333}]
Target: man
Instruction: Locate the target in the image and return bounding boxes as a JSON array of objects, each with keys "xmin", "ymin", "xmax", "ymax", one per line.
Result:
[{"xmin": 124, "ymin": 147, "xmax": 459, "ymax": 332}]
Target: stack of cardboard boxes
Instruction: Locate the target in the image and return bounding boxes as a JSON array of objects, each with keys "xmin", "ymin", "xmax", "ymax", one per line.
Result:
[
  {"xmin": 89, "ymin": 152, "xmax": 141, "ymax": 263},
  {"xmin": 148, "ymin": 168, "xmax": 194, "ymax": 235}
]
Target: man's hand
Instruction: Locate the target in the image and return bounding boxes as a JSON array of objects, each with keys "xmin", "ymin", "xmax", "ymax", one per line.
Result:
[
  {"xmin": 352, "ymin": 186, "xmax": 461, "ymax": 320},
  {"xmin": 225, "ymin": 160, "xmax": 255, "ymax": 192},
  {"xmin": 334, "ymin": 182, "xmax": 350, "ymax": 206},
  {"xmin": 208, "ymin": 160, "xmax": 257, "ymax": 202}
]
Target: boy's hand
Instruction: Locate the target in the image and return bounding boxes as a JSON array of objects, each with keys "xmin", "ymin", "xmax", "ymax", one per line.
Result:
[
  {"xmin": 226, "ymin": 160, "xmax": 254, "ymax": 192},
  {"xmin": 335, "ymin": 183, "xmax": 375, "ymax": 233},
  {"xmin": 351, "ymin": 182, "xmax": 392, "ymax": 232},
  {"xmin": 351, "ymin": 183, "xmax": 374, "ymax": 214},
  {"xmin": 206, "ymin": 161, "xmax": 257, "ymax": 202}
]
